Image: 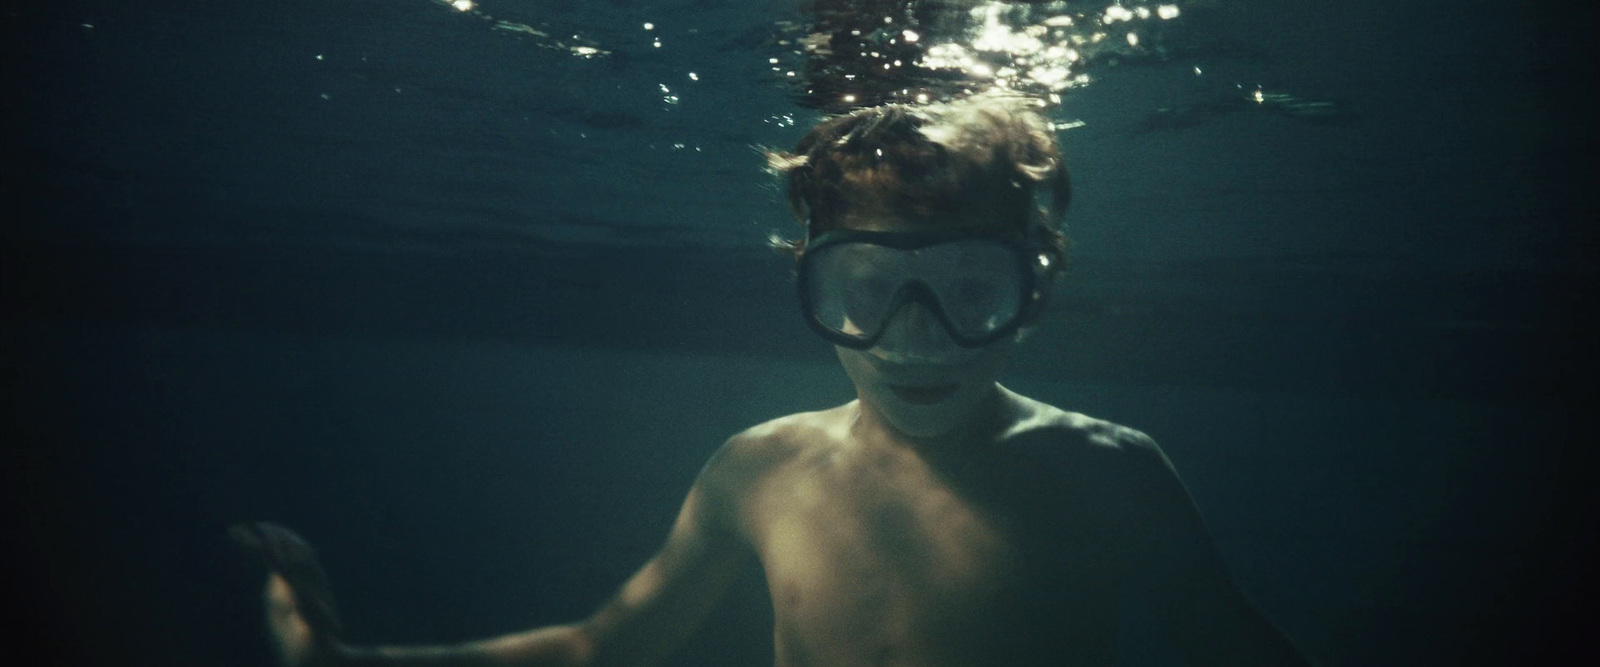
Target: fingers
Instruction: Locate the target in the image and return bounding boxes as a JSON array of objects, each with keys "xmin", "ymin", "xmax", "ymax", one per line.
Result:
[
  {"xmin": 266, "ymin": 573, "xmax": 317, "ymax": 666},
  {"xmin": 230, "ymin": 522, "xmax": 345, "ymax": 638},
  {"xmin": 230, "ymin": 522, "xmax": 322, "ymax": 578}
]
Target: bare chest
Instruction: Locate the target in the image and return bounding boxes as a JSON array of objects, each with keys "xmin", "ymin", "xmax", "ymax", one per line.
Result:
[{"xmin": 745, "ymin": 447, "xmax": 1123, "ymax": 666}]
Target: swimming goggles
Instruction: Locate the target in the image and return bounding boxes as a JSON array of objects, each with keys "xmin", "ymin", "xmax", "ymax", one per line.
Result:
[{"xmin": 796, "ymin": 229, "xmax": 1053, "ymax": 350}]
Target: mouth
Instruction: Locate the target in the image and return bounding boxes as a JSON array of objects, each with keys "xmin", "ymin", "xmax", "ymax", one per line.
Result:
[{"xmin": 889, "ymin": 382, "xmax": 960, "ymax": 405}]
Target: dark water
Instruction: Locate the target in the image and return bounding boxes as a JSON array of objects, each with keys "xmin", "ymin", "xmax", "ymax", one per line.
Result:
[{"xmin": 3, "ymin": 1, "xmax": 1595, "ymax": 665}]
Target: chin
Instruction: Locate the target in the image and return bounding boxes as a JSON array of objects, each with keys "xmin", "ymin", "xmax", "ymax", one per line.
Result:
[
  {"xmin": 874, "ymin": 382, "xmax": 989, "ymax": 438},
  {"xmin": 836, "ymin": 344, "xmax": 1010, "ymax": 438}
]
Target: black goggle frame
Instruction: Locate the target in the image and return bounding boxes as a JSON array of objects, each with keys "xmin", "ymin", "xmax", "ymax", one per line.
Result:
[{"xmin": 796, "ymin": 228, "xmax": 1053, "ymax": 350}]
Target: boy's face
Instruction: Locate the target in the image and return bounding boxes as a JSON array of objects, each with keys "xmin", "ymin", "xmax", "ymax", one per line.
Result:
[{"xmin": 821, "ymin": 205, "xmax": 1029, "ymax": 439}]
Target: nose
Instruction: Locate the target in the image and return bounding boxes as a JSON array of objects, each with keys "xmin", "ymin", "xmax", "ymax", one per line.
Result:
[{"xmin": 871, "ymin": 300, "xmax": 967, "ymax": 364}]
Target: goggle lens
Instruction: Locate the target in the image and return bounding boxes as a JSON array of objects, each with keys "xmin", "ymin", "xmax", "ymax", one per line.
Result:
[{"xmin": 802, "ymin": 236, "xmax": 1032, "ymax": 347}]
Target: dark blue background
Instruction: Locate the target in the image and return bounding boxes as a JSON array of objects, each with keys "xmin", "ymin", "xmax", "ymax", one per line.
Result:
[{"xmin": 4, "ymin": 1, "xmax": 1595, "ymax": 665}]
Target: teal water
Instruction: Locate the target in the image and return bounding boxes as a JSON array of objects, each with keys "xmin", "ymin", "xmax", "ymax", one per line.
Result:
[{"xmin": 3, "ymin": 1, "xmax": 1593, "ymax": 665}]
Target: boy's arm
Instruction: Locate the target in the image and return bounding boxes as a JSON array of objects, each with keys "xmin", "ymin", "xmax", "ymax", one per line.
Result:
[
  {"xmin": 253, "ymin": 438, "xmax": 756, "ymax": 667},
  {"xmin": 1119, "ymin": 430, "xmax": 1314, "ymax": 667}
]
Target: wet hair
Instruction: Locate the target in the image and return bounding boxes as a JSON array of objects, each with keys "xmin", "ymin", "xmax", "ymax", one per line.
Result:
[{"xmin": 766, "ymin": 93, "xmax": 1071, "ymax": 259}]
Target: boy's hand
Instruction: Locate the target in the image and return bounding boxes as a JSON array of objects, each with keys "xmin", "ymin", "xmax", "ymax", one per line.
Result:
[{"xmin": 231, "ymin": 522, "xmax": 348, "ymax": 667}]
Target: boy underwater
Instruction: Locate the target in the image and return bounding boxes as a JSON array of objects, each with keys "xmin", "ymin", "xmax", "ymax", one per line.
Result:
[{"xmin": 236, "ymin": 95, "xmax": 1312, "ymax": 666}]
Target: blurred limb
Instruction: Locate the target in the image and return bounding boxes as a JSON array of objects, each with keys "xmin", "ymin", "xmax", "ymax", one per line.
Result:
[{"xmin": 232, "ymin": 522, "xmax": 346, "ymax": 667}]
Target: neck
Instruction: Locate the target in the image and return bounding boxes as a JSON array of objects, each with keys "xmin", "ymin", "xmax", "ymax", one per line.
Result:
[{"xmin": 853, "ymin": 383, "xmax": 1010, "ymax": 453}]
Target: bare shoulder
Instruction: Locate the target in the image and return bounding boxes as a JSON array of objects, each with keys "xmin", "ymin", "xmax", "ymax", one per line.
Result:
[
  {"xmin": 997, "ymin": 390, "xmax": 1191, "ymax": 531},
  {"xmin": 688, "ymin": 405, "xmax": 853, "ymax": 540},
  {"xmin": 697, "ymin": 404, "xmax": 852, "ymax": 496},
  {"xmin": 999, "ymin": 389, "xmax": 1165, "ymax": 464},
  {"xmin": 713, "ymin": 404, "xmax": 849, "ymax": 469},
  {"xmin": 993, "ymin": 390, "xmax": 1181, "ymax": 512}
]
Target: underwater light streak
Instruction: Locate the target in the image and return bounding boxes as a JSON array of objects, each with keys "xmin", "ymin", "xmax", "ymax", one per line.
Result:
[
  {"xmin": 437, "ymin": 0, "xmax": 611, "ymax": 59},
  {"xmin": 916, "ymin": 1, "xmax": 1181, "ymax": 96},
  {"xmin": 780, "ymin": 1, "xmax": 1193, "ymax": 111}
]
